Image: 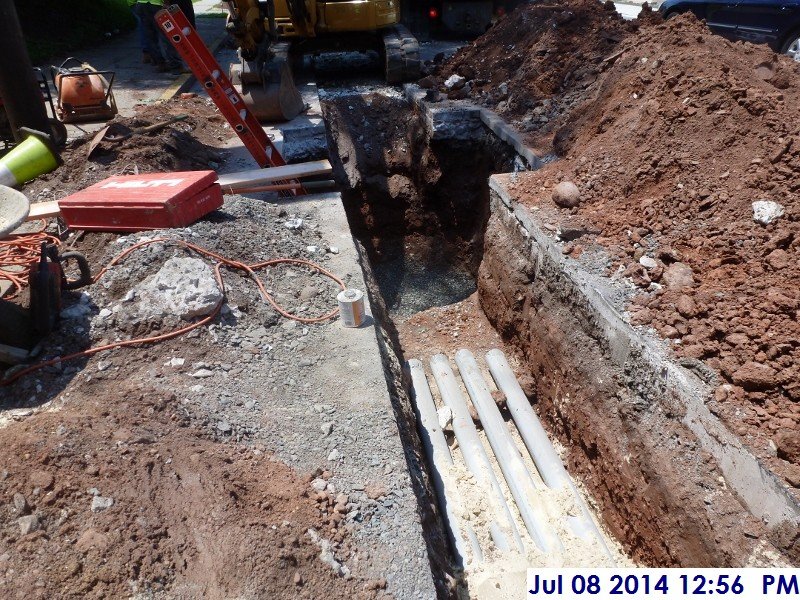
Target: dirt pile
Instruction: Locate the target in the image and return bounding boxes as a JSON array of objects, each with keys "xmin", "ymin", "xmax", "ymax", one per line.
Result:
[
  {"xmin": 428, "ymin": 0, "xmax": 640, "ymax": 145},
  {"xmin": 25, "ymin": 97, "xmax": 225, "ymax": 200},
  {"xmin": 502, "ymin": 13, "xmax": 800, "ymax": 485},
  {"xmin": 0, "ymin": 388, "xmax": 379, "ymax": 599}
]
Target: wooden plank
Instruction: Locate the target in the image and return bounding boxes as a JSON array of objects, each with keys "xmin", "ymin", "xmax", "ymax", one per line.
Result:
[
  {"xmin": 26, "ymin": 200, "xmax": 61, "ymax": 221},
  {"xmin": 216, "ymin": 160, "xmax": 332, "ymax": 191}
]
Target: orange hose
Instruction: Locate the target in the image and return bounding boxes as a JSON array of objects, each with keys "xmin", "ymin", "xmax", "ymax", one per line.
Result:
[
  {"xmin": 1, "ymin": 237, "xmax": 346, "ymax": 386},
  {"xmin": 0, "ymin": 222, "xmax": 60, "ymax": 299}
]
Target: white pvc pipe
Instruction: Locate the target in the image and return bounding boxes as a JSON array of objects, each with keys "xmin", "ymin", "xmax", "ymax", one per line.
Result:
[
  {"xmin": 408, "ymin": 359, "xmax": 484, "ymax": 566},
  {"xmin": 455, "ymin": 349, "xmax": 562, "ymax": 555},
  {"xmin": 485, "ymin": 349, "xmax": 615, "ymax": 561},
  {"xmin": 430, "ymin": 354, "xmax": 524, "ymax": 553}
]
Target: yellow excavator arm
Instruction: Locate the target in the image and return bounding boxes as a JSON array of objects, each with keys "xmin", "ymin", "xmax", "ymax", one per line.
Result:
[{"xmin": 223, "ymin": 0, "xmax": 418, "ymax": 122}]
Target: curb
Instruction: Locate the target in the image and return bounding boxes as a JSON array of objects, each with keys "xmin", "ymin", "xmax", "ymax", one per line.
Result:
[{"xmin": 159, "ymin": 32, "xmax": 229, "ymax": 102}]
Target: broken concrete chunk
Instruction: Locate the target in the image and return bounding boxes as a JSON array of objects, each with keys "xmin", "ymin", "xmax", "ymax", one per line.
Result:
[
  {"xmin": 752, "ymin": 200, "xmax": 785, "ymax": 225},
  {"xmin": 552, "ymin": 181, "xmax": 581, "ymax": 208},
  {"xmin": 443, "ymin": 74, "xmax": 466, "ymax": 90},
  {"xmin": 437, "ymin": 406, "xmax": 453, "ymax": 430},
  {"xmin": 284, "ymin": 217, "xmax": 304, "ymax": 230},
  {"xmin": 90, "ymin": 496, "xmax": 114, "ymax": 513},
  {"xmin": 133, "ymin": 257, "xmax": 222, "ymax": 320},
  {"xmin": 190, "ymin": 369, "xmax": 214, "ymax": 378},
  {"xmin": 18, "ymin": 514, "xmax": 40, "ymax": 536},
  {"xmin": 639, "ymin": 255, "xmax": 658, "ymax": 270}
]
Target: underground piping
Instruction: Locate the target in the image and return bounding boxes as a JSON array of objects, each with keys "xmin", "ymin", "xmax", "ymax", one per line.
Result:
[
  {"xmin": 408, "ymin": 359, "xmax": 483, "ymax": 566},
  {"xmin": 455, "ymin": 349, "xmax": 563, "ymax": 555},
  {"xmin": 485, "ymin": 349, "xmax": 615, "ymax": 561},
  {"xmin": 430, "ymin": 354, "xmax": 524, "ymax": 554}
]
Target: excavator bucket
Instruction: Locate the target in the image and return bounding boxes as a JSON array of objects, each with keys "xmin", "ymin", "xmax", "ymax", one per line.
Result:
[{"xmin": 230, "ymin": 54, "xmax": 305, "ymax": 123}]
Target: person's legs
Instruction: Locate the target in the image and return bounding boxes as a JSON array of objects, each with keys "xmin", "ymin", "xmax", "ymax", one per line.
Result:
[
  {"xmin": 174, "ymin": 0, "xmax": 196, "ymax": 28},
  {"xmin": 159, "ymin": 32, "xmax": 183, "ymax": 69},
  {"xmin": 137, "ymin": 3, "xmax": 168, "ymax": 67},
  {"xmin": 132, "ymin": 3, "xmax": 157, "ymax": 63}
]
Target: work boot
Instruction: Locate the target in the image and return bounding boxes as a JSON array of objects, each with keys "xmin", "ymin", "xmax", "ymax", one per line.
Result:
[
  {"xmin": 155, "ymin": 62, "xmax": 170, "ymax": 73},
  {"xmin": 142, "ymin": 52, "xmax": 153, "ymax": 64}
]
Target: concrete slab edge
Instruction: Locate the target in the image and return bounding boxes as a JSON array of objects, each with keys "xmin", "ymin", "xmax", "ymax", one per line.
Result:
[
  {"xmin": 405, "ymin": 84, "xmax": 544, "ymax": 169},
  {"xmin": 488, "ymin": 174, "xmax": 800, "ymax": 532}
]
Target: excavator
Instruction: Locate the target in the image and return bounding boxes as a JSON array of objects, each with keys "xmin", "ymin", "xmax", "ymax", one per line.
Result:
[{"xmin": 223, "ymin": 0, "xmax": 420, "ymax": 121}]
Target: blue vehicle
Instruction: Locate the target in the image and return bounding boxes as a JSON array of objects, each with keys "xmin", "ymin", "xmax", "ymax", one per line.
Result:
[{"xmin": 659, "ymin": 0, "xmax": 800, "ymax": 59}]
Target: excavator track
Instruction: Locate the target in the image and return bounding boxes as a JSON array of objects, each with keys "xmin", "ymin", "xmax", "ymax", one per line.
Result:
[{"xmin": 383, "ymin": 25, "xmax": 421, "ymax": 84}]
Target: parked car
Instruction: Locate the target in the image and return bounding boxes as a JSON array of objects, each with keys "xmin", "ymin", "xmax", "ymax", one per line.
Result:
[{"xmin": 659, "ymin": 0, "xmax": 800, "ymax": 59}]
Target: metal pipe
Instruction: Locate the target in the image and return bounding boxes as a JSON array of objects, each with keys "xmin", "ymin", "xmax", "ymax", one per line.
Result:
[
  {"xmin": 408, "ymin": 359, "xmax": 483, "ymax": 566},
  {"xmin": 485, "ymin": 349, "xmax": 615, "ymax": 561},
  {"xmin": 0, "ymin": 0, "xmax": 52, "ymax": 141},
  {"xmin": 430, "ymin": 354, "xmax": 524, "ymax": 553},
  {"xmin": 455, "ymin": 349, "xmax": 562, "ymax": 555}
]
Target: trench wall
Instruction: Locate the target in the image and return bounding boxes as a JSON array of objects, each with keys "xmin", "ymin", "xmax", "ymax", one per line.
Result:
[{"xmin": 479, "ymin": 178, "xmax": 800, "ymax": 566}]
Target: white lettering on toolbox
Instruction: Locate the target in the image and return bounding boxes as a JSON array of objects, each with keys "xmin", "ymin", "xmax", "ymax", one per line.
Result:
[{"xmin": 101, "ymin": 179, "xmax": 185, "ymax": 189}]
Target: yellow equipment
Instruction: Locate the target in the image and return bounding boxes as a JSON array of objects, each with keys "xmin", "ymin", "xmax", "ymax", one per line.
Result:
[{"xmin": 224, "ymin": 0, "xmax": 420, "ymax": 121}]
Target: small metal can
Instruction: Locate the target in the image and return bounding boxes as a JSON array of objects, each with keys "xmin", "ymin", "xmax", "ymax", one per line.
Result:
[{"xmin": 337, "ymin": 288, "xmax": 365, "ymax": 328}]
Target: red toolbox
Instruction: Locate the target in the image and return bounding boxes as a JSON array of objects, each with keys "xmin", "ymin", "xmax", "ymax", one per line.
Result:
[{"xmin": 58, "ymin": 171, "xmax": 223, "ymax": 232}]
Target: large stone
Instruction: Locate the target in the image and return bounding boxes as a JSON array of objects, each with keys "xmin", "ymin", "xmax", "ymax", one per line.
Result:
[
  {"xmin": 731, "ymin": 361, "xmax": 778, "ymax": 391},
  {"xmin": 133, "ymin": 257, "xmax": 223, "ymax": 320},
  {"xmin": 552, "ymin": 181, "xmax": 581, "ymax": 208}
]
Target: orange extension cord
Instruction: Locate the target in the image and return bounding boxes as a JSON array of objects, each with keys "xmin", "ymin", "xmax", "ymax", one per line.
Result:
[
  {"xmin": 1, "ymin": 237, "xmax": 346, "ymax": 387},
  {"xmin": 0, "ymin": 222, "xmax": 60, "ymax": 299}
]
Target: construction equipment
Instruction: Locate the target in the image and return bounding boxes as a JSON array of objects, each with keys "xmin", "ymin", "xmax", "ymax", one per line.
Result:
[
  {"xmin": 223, "ymin": 0, "xmax": 420, "ymax": 121},
  {"xmin": 50, "ymin": 58, "xmax": 118, "ymax": 124},
  {"xmin": 0, "ymin": 69, "xmax": 67, "ymax": 151},
  {"xmin": 29, "ymin": 242, "xmax": 91, "ymax": 335},
  {"xmin": 156, "ymin": 6, "xmax": 303, "ymax": 196}
]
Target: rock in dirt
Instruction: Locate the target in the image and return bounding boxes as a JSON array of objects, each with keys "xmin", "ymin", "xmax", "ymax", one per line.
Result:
[
  {"xmin": 17, "ymin": 514, "xmax": 40, "ymax": 536},
  {"xmin": 775, "ymin": 431, "xmax": 800, "ymax": 464},
  {"xmin": 133, "ymin": 257, "xmax": 223, "ymax": 320},
  {"xmin": 639, "ymin": 255, "xmax": 658, "ymax": 270},
  {"xmin": 752, "ymin": 200, "xmax": 785, "ymax": 225},
  {"xmin": 731, "ymin": 361, "xmax": 778, "ymax": 391},
  {"xmin": 365, "ymin": 484, "xmax": 387, "ymax": 500},
  {"xmin": 29, "ymin": 470, "xmax": 54, "ymax": 490},
  {"xmin": 766, "ymin": 249, "xmax": 790, "ymax": 270},
  {"xmin": 447, "ymin": 83, "xmax": 471, "ymax": 100},
  {"xmin": 90, "ymin": 496, "xmax": 114, "ymax": 513},
  {"xmin": 662, "ymin": 262, "xmax": 694, "ymax": 290},
  {"xmin": 12, "ymin": 493, "xmax": 29, "ymax": 515},
  {"xmin": 675, "ymin": 294, "xmax": 698, "ymax": 318},
  {"xmin": 552, "ymin": 181, "xmax": 581, "ymax": 208}
]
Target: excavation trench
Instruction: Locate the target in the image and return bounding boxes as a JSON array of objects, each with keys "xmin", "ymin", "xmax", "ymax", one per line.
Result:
[{"xmin": 322, "ymin": 91, "xmax": 798, "ymax": 583}]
